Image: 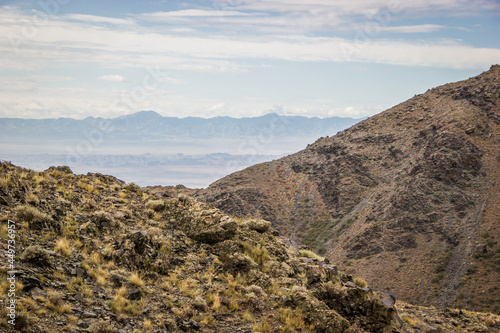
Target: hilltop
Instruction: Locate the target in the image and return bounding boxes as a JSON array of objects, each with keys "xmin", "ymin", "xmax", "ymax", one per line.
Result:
[{"xmin": 195, "ymin": 65, "xmax": 500, "ymax": 314}]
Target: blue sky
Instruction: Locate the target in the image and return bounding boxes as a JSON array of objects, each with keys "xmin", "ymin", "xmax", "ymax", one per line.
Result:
[{"xmin": 0, "ymin": 0, "xmax": 499, "ymax": 119}]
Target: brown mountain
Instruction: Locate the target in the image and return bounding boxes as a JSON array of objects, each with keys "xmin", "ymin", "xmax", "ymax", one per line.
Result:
[{"xmin": 195, "ymin": 65, "xmax": 500, "ymax": 314}]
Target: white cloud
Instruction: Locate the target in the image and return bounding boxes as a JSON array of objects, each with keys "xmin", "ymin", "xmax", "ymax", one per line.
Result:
[
  {"xmin": 210, "ymin": 0, "xmax": 499, "ymax": 33},
  {"xmin": 208, "ymin": 103, "xmax": 226, "ymax": 112},
  {"xmin": 0, "ymin": 7, "xmax": 497, "ymax": 72},
  {"xmin": 0, "ymin": 3, "xmax": 498, "ymax": 120},
  {"xmin": 379, "ymin": 24, "xmax": 445, "ymax": 33},
  {"xmin": 98, "ymin": 75, "xmax": 126, "ymax": 82},
  {"xmin": 64, "ymin": 14, "xmax": 135, "ymax": 25},
  {"xmin": 0, "ymin": 5, "xmax": 497, "ymax": 72},
  {"xmin": 219, "ymin": 0, "xmax": 499, "ymax": 16},
  {"xmin": 138, "ymin": 9, "xmax": 252, "ymax": 20}
]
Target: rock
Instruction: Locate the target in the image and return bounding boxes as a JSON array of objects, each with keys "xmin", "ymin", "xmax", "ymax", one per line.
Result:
[
  {"xmin": 20, "ymin": 274, "xmax": 43, "ymax": 291},
  {"xmin": 178, "ymin": 319, "xmax": 200, "ymax": 331},
  {"xmin": 345, "ymin": 281, "xmax": 357, "ymax": 288},
  {"xmin": 126, "ymin": 286, "xmax": 142, "ymax": 300},
  {"xmin": 109, "ymin": 269, "xmax": 129, "ymax": 287},
  {"xmin": 242, "ymin": 219, "xmax": 272, "ymax": 233},
  {"xmin": 324, "ymin": 264, "xmax": 338, "ymax": 279},
  {"xmin": 70, "ymin": 267, "xmax": 86, "ymax": 278},
  {"xmin": 83, "ymin": 312, "xmax": 98, "ymax": 318},
  {"xmin": 386, "ymin": 291, "xmax": 397, "ymax": 305},
  {"xmin": 474, "ymin": 244, "xmax": 488, "ymax": 258},
  {"xmin": 300, "ymin": 257, "xmax": 314, "ymax": 264},
  {"xmin": 187, "ymin": 217, "xmax": 237, "ymax": 244},
  {"xmin": 47, "ymin": 165, "xmax": 73, "ymax": 174},
  {"xmin": 30, "ymin": 287, "xmax": 45, "ymax": 299},
  {"xmin": 76, "ymin": 319, "xmax": 91, "ymax": 329}
]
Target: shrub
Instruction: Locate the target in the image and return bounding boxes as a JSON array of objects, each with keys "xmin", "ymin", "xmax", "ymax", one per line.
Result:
[
  {"xmin": 253, "ymin": 318, "xmax": 272, "ymax": 333},
  {"xmin": 208, "ymin": 292, "xmax": 220, "ymax": 311},
  {"xmin": 89, "ymin": 267, "xmax": 108, "ymax": 286},
  {"xmin": 25, "ymin": 192, "xmax": 40, "ymax": 205},
  {"xmin": 16, "ymin": 205, "xmax": 48, "ymax": 224},
  {"xmin": 299, "ymin": 249, "xmax": 325, "ymax": 261},
  {"xmin": 109, "ymin": 270, "xmax": 129, "ymax": 287},
  {"xmin": 485, "ymin": 318, "xmax": 496, "ymax": 327},
  {"xmin": 0, "ymin": 175, "xmax": 14, "ymax": 188},
  {"xmin": 14, "ymin": 311, "xmax": 30, "ymax": 332},
  {"xmin": 108, "ymin": 286, "xmax": 142, "ymax": 315},
  {"xmin": 143, "ymin": 319, "xmax": 153, "ymax": 331},
  {"xmin": 199, "ymin": 315, "xmax": 215, "ymax": 326},
  {"xmin": 193, "ymin": 296, "xmax": 207, "ymax": 311},
  {"xmin": 20, "ymin": 246, "xmax": 52, "ymax": 266},
  {"xmin": 243, "ymin": 241, "xmax": 269, "ymax": 266},
  {"xmin": 354, "ymin": 277, "xmax": 368, "ymax": 288},
  {"xmin": 125, "ymin": 182, "xmax": 141, "ymax": 192}
]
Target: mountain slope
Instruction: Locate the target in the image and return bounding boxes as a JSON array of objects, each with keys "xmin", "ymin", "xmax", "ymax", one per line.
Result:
[
  {"xmin": 1, "ymin": 162, "xmax": 499, "ymax": 333},
  {"xmin": 0, "ymin": 162, "xmax": 410, "ymax": 333},
  {"xmin": 195, "ymin": 65, "xmax": 500, "ymax": 314}
]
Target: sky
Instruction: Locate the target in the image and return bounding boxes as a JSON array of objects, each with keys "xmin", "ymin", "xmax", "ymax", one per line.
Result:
[{"xmin": 0, "ymin": 0, "xmax": 499, "ymax": 120}]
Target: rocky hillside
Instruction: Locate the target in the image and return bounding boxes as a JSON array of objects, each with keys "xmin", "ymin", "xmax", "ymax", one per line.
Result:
[
  {"xmin": 1, "ymin": 163, "xmax": 499, "ymax": 333},
  {"xmin": 195, "ymin": 65, "xmax": 500, "ymax": 314},
  {"xmin": 0, "ymin": 162, "xmax": 434, "ymax": 332}
]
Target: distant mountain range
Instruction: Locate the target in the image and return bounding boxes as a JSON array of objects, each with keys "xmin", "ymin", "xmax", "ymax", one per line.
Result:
[
  {"xmin": 0, "ymin": 111, "xmax": 361, "ymax": 144},
  {"xmin": 0, "ymin": 112, "xmax": 362, "ymax": 187}
]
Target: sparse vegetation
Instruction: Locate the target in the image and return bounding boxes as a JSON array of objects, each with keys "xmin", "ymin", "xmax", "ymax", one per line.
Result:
[
  {"xmin": 299, "ymin": 249, "xmax": 325, "ymax": 261},
  {"xmin": 55, "ymin": 237, "xmax": 72, "ymax": 257},
  {"xmin": 20, "ymin": 245, "xmax": 52, "ymax": 266},
  {"xmin": 46, "ymin": 291, "xmax": 72, "ymax": 314},
  {"xmin": 129, "ymin": 272, "xmax": 144, "ymax": 288},
  {"xmin": 243, "ymin": 240, "xmax": 269, "ymax": 266},
  {"xmin": 15, "ymin": 205, "xmax": 49, "ymax": 224},
  {"xmin": 2, "ymin": 158, "xmax": 500, "ymax": 332},
  {"xmin": 354, "ymin": 277, "xmax": 368, "ymax": 288}
]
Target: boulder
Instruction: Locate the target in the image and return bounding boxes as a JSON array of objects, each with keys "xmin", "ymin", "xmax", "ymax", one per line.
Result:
[{"xmin": 242, "ymin": 219, "xmax": 272, "ymax": 233}]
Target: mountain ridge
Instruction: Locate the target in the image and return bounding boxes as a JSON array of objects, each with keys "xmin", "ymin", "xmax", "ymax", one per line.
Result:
[
  {"xmin": 0, "ymin": 112, "xmax": 362, "ymax": 148},
  {"xmin": 195, "ymin": 65, "xmax": 500, "ymax": 314}
]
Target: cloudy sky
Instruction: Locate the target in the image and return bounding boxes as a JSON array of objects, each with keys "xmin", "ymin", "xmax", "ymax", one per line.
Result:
[{"xmin": 1, "ymin": 0, "xmax": 499, "ymax": 119}]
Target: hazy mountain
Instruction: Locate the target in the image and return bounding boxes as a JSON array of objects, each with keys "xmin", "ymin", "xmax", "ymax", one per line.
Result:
[
  {"xmin": 195, "ymin": 65, "xmax": 500, "ymax": 314},
  {"xmin": 0, "ymin": 112, "xmax": 361, "ymax": 187},
  {"xmin": 0, "ymin": 111, "xmax": 361, "ymax": 144}
]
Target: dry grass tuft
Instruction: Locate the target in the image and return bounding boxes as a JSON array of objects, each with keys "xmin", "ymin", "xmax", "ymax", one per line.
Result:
[
  {"xmin": 130, "ymin": 272, "xmax": 144, "ymax": 288},
  {"xmin": 55, "ymin": 237, "xmax": 72, "ymax": 257}
]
